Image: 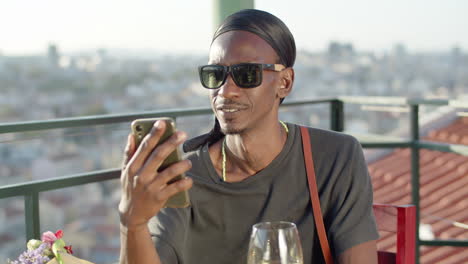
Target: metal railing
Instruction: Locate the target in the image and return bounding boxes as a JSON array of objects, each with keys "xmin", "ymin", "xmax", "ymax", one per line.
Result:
[
  {"xmin": 339, "ymin": 97, "xmax": 468, "ymax": 263},
  {"xmin": 1, "ymin": 96, "xmax": 467, "ymax": 264}
]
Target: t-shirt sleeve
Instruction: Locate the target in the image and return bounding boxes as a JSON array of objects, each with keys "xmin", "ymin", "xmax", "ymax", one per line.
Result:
[
  {"xmin": 150, "ymin": 237, "xmax": 178, "ymax": 264},
  {"xmin": 326, "ymin": 136, "xmax": 379, "ymax": 256},
  {"xmin": 148, "ymin": 207, "xmax": 190, "ymax": 264}
]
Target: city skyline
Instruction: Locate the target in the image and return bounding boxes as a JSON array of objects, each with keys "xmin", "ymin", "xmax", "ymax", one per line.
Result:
[
  {"xmin": 1, "ymin": 0, "xmax": 467, "ymax": 55},
  {"xmin": 1, "ymin": 7, "xmax": 467, "ymax": 260}
]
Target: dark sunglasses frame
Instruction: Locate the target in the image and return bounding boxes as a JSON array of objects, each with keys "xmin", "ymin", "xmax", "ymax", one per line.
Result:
[{"xmin": 198, "ymin": 63, "xmax": 285, "ymax": 89}]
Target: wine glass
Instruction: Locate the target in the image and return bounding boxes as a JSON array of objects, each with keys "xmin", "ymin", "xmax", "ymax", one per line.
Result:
[{"xmin": 247, "ymin": 221, "xmax": 304, "ymax": 264}]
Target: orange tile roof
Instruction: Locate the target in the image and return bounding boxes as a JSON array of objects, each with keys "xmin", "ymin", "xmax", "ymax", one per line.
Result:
[{"xmin": 369, "ymin": 117, "xmax": 468, "ymax": 264}]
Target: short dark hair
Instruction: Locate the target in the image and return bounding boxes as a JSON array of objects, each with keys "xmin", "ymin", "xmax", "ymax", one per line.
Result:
[{"xmin": 184, "ymin": 9, "xmax": 295, "ymax": 152}]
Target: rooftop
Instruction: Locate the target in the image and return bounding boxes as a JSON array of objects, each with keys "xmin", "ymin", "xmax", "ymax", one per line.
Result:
[{"xmin": 370, "ymin": 117, "xmax": 468, "ymax": 264}]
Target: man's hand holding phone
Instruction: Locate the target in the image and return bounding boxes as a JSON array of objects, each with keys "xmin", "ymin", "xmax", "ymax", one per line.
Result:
[{"xmin": 118, "ymin": 119, "xmax": 193, "ymax": 231}]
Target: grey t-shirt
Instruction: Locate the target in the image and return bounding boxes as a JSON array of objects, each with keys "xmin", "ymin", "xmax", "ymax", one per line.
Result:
[{"xmin": 149, "ymin": 123, "xmax": 379, "ymax": 264}]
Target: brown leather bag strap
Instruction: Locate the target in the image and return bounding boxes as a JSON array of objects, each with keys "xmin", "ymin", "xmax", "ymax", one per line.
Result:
[{"xmin": 300, "ymin": 126, "xmax": 334, "ymax": 264}]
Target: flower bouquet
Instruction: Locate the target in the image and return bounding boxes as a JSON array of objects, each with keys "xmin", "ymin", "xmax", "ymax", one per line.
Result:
[{"xmin": 8, "ymin": 230, "xmax": 95, "ymax": 264}]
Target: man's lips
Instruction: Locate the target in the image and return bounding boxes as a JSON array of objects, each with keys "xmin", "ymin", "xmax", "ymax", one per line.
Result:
[{"xmin": 216, "ymin": 104, "xmax": 248, "ymax": 113}]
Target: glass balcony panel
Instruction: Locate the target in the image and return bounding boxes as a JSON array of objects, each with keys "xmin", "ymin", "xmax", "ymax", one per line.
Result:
[
  {"xmin": 368, "ymin": 148, "xmax": 412, "ymax": 205},
  {"xmin": 279, "ymin": 103, "xmax": 329, "ymax": 130},
  {"xmin": 39, "ymin": 180, "xmax": 120, "ymax": 263},
  {"xmin": 420, "ymin": 246, "xmax": 468, "ymax": 264},
  {"xmin": 343, "ymin": 103, "xmax": 410, "ymax": 140},
  {"xmin": 177, "ymin": 114, "xmax": 214, "ymax": 140},
  {"xmin": 0, "ymin": 197, "xmax": 26, "ymax": 262},
  {"xmin": 0, "ymin": 123, "xmax": 128, "ymax": 185},
  {"xmin": 420, "ymin": 104, "xmax": 468, "ymax": 147},
  {"xmin": 418, "ymin": 151, "xmax": 468, "ymax": 241}
]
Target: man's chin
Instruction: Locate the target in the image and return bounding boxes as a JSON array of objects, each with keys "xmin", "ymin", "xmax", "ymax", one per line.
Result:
[{"xmin": 220, "ymin": 124, "xmax": 244, "ymax": 135}]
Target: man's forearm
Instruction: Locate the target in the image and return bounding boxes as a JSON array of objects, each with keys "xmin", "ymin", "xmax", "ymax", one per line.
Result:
[
  {"xmin": 120, "ymin": 224, "xmax": 162, "ymax": 264},
  {"xmin": 337, "ymin": 240, "xmax": 378, "ymax": 264}
]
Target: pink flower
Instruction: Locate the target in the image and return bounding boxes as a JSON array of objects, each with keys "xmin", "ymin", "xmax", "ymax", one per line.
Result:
[
  {"xmin": 41, "ymin": 231, "xmax": 57, "ymax": 246},
  {"xmin": 64, "ymin": 245, "xmax": 73, "ymax": 254},
  {"xmin": 54, "ymin": 230, "xmax": 63, "ymax": 239}
]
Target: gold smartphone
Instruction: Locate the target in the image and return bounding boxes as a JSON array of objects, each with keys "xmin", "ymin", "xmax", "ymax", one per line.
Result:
[{"xmin": 130, "ymin": 117, "xmax": 190, "ymax": 208}]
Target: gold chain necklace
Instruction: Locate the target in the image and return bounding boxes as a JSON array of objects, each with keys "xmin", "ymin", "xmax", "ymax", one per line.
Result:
[{"xmin": 221, "ymin": 121, "xmax": 289, "ymax": 182}]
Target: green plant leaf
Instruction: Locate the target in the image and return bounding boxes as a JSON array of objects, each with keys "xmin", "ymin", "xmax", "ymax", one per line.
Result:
[
  {"xmin": 26, "ymin": 239, "xmax": 43, "ymax": 250},
  {"xmin": 52, "ymin": 239, "xmax": 66, "ymax": 264}
]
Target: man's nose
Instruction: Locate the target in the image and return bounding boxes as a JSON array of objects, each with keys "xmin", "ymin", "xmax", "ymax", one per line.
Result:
[{"xmin": 217, "ymin": 73, "xmax": 241, "ymax": 98}]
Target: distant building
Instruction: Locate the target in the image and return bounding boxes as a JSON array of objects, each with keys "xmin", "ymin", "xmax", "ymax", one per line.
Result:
[
  {"xmin": 48, "ymin": 43, "xmax": 60, "ymax": 68},
  {"xmin": 393, "ymin": 43, "xmax": 407, "ymax": 58},
  {"xmin": 328, "ymin": 41, "xmax": 355, "ymax": 61}
]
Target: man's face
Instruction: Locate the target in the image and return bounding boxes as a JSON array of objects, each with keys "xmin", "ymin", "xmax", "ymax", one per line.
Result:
[{"xmin": 208, "ymin": 31, "xmax": 283, "ymax": 135}]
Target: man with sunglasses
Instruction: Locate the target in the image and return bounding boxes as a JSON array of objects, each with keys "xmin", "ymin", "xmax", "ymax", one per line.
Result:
[{"xmin": 119, "ymin": 9, "xmax": 379, "ymax": 264}]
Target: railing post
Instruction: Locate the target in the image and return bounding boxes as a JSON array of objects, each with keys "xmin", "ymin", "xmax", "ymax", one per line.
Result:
[
  {"xmin": 410, "ymin": 104, "xmax": 420, "ymax": 264},
  {"xmin": 330, "ymin": 99, "xmax": 344, "ymax": 132},
  {"xmin": 24, "ymin": 192, "xmax": 40, "ymax": 241}
]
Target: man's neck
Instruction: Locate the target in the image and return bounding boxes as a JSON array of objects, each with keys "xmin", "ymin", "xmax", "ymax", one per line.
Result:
[{"xmin": 221, "ymin": 121, "xmax": 288, "ymax": 181}]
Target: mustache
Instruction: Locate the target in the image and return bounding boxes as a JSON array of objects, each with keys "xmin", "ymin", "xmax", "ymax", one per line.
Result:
[{"xmin": 215, "ymin": 99, "xmax": 248, "ymax": 108}]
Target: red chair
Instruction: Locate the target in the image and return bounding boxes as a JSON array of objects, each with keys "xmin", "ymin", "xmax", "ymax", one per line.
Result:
[{"xmin": 373, "ymin": 204, "xmax": 416, "ymax": 264}]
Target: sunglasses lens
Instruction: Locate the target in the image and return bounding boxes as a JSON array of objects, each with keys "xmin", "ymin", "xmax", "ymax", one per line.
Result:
[
  {"xmin": 201, "ymin": 66, "xmax": 225, "ymax": 89},
  {"xmin": 232, "ymin": 64, "xmax": 262, "ymax": 88}
]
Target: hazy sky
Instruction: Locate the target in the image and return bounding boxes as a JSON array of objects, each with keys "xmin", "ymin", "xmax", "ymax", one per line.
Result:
[{"xmin": 1, "ymin": 0, "xmax": 467, "ymax": 55}]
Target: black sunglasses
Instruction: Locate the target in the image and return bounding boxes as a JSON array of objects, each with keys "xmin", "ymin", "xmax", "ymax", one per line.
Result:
[{"xmin": 198, "ymin": 63, "xmax": 285, "ymax": 89}]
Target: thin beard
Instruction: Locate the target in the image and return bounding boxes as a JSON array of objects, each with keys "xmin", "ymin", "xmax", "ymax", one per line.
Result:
[{"xmin": 222, "ymin": 126, "xmax": 244, "ymax": 135}]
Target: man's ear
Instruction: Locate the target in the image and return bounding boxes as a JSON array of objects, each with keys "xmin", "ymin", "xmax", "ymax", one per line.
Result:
[{"xmin": 278, "ymin": 67, "xmax": 294, "ymax": 99}]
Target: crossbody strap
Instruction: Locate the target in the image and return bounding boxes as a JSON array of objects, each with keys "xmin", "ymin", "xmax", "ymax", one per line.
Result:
[{"xmin": 300, "ymin": 126, "xmax": 334, "ymax": 264}]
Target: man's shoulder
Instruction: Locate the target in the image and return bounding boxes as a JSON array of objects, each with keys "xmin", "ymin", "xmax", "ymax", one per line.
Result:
[
  {"xmin": 300, "ymin": 125, "xmax": 359, "ymax": 146},
  {"xmin": 292, "ymin": 124, "xmax": 360, "ymax": 156}
]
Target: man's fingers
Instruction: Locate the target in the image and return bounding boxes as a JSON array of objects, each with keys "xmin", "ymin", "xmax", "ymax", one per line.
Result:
[
  {"xmin": 149, "ymin": 177, "xmax": 193, "ymax": 203},
  {"xmin": 138, "ymin": 131, "xmax": 187, "ymax": 184},
  {"xmin": 150, "ymin": 160, "xmax": 192, "ymax": 188},
  {"xmin": 122, "ymin": 134, "xmax": 136, "ymax": 168},
  {"xmin": 121, "ymin": 134, "xmax": 136, "ymax": 186},
  {"xmin": 127, "ymin": 121, "xmax": 166, "ymax": 175}
]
